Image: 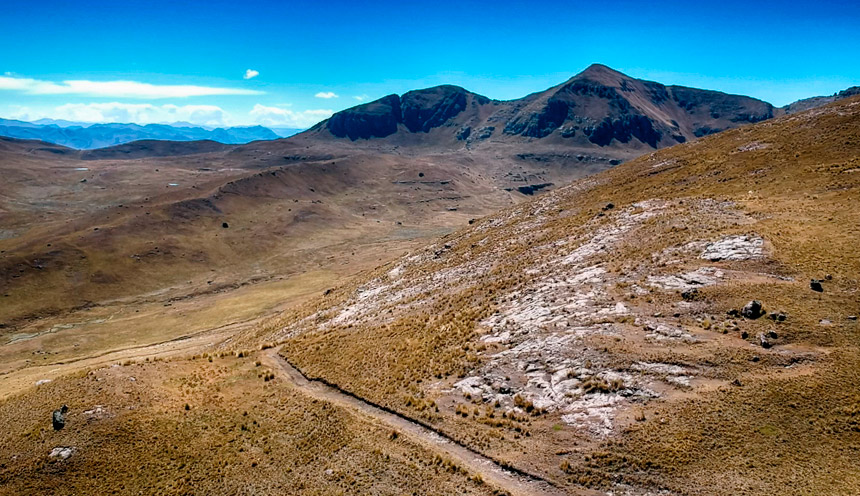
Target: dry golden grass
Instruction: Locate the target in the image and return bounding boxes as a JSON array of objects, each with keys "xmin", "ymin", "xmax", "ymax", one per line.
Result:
[
  {"xmin": 254, "ymin": 96, "xmax": 860, "ymax": 494},
  {"xmin": 0, "ymin": 353, "xmax": 495, "ymax": 495}
]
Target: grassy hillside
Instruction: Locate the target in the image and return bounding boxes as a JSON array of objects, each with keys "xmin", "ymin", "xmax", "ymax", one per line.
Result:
[
  {"xmin": 0, "ymin": 354, "xmax": 494, "ymax": 495},
  {"xmin": 246, "ymin": 96, "xmax": 860, "ymax": 494}
]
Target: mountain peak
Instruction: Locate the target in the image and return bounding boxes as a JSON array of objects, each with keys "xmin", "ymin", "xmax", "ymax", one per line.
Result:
[{"xmin": 570, "ymin": 63, "xmax": 630, "ymax": 83}]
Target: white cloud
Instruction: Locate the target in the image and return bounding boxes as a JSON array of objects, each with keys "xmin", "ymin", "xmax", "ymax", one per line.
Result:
[
  {"xmin": 6, "ymin": 101, "xmax": 332, "ymax": 128},
  {"xmin": 0, "ymin": 75, "xmax": 263, "ymax": 99},
  {"xmin": 249, "ymin": 104, "xmax": 332, "ymax": 128},
  {"xmin": 314, "ymin": 91, "xmax": 338, "ymax": 99},
  {"xmin": 353, "ymin": 94, "xmax": 370, "ymax": 102},
  {"xmin": 10, "ymin": 102, "xmax": 230, "ymax": 127},
  {"xmin": 243, "ymin": 69, "xmax": 259, "ymax": 80}
]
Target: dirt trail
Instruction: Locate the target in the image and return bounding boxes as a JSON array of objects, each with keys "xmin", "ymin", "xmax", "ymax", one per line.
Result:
[{"xmin": 263, "ymin": 349, "xmax": 588, "ymax": 496}]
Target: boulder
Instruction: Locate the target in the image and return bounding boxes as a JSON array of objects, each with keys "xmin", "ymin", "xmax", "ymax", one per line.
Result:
[
  {"xmin": 741, "ymin": 300, "xmax": 765, "ymax": 319},
  {"xmin": 810, "ymin": 279, "xmax": 824, "ymax": 292},
  {"xmin": 52, "ymin": 405, "xmax": 68, "ymax": 431},
  {"xmin": 758, "ymin": 333, "xmax": 772, "ymax": 348}
]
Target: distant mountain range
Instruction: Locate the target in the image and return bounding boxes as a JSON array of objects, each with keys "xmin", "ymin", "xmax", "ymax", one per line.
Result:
[{"xmin": 0, "ymin": 119, "xmax": 303, "ymax": 149}]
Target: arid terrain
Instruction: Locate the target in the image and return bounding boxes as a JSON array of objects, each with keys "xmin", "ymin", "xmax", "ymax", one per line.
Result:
[
  {"xmin": 0, "ymin": 66, "xmax": 858, "ymax": 495},
  {"xmin": 247, "ymin": 94, "xmax": 860, "ymax": 494}
]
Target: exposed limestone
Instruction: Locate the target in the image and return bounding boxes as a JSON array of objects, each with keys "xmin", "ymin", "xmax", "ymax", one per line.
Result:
[
  {"xmin": 49, "ymin": 446, "xmax": 74, "ymax": 460},
  {"xmin": 700, "ymin": 235, "xmax": 764, "ymax": 261},
  {"xmin": 647, "ymin": 267, "xmax": 723, "ymax": 290}
]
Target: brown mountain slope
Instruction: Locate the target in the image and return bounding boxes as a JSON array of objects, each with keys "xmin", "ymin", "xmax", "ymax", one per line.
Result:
[
  {"xmin": 79, "ymin": 139, "xmax": 233, "ymax": 160},
  {"xmin": 0, "ymin": 146, "xmax": 507, "ymax": 325},
  {"xmin": 244, "ymin": 96, "xmax": 860, "ymax": 494},
  {"xmin": 782, "ymin": 85, "xmax": 860, "ymax": 114}
]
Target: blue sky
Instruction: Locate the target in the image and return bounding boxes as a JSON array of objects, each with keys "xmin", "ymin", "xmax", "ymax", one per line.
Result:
[{"xmin": 2, "ymin": 0, "xmax": 859, "ymax": 128}]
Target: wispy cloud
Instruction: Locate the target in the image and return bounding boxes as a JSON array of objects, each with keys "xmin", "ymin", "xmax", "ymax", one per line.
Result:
[
  {"xmin": 249, "ymin": 104, "xmax": 332, "ymax": 128},
  {"xmin": 243, "ymin": 69, "xmax": 259, "ymax": 80},
  {"xmin": 314, "ymin": 91, "xmax": 338, "ymax": 99},
  {"xmin": 353, "ymin": 94, "xmax": 370, "ymax": 102},
  {"xmin": 0, "ymin": 75, "xmax": 263, "ymax": 99}
]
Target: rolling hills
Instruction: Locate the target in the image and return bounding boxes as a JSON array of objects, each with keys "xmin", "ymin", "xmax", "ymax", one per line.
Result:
[{"xmin": 0, "ymin": 65, "xmax": 786, "ymax": 332}]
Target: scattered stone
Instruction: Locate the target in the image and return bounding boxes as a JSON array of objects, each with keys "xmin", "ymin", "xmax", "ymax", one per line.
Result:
[
  {"xmin": 681, "ymin": 288, "xmax": 700, "ymax": 301},
  {"xmin": 751, "ymin": 355, "xmax": 760, "ymax": 362},
  {"xmin": 741, "ymin": 330, "xmax": 750, "ymax": 339},
  {"xmin": 221, "ymin": 222, "xmax": 229, "ymax": 229},
  {"xmin": 848, "ymin": 316, "xmax": 858, "ymax": 321},
  {"xmin": 758, "ymin": 333, "xmax": 772, "ymax": 348},
  {"xmin": 83, "ymin": 405, "xmax": 109, "ymax": 419},
  {"xmin": 602, "ymin": 203, "xmax": 615, "ymax": 211},
  {"xmin": 766, "ymin": 329, "xmax": 778, "ymax": 339},
  {"xmin": 732, "ymin": 378, "xmax": 743, "ymax": 387},
  {"xmin": 820, "ymin": 319, "xmax": 833, "ymax": 326},
  {"xmin": 727, "ymin": 309, "xmax": 741, "ymax": 318},
  {"xmin": 49, "ymin": 447, "xmax": 74, "ymax": 460},
  {"xmin": 35, "ymin": 379, "xmax": 52, "ymax": 386},
  {"xmin": 825, "ymin": 274, "xmax": 833, "ymax": 281},
  {"xmin": 52, "ymin": 405, "xmax": 69, "ymax": 431},
  {"xmin": 768, "ymin": 311, "xmax": 787, "ymax": 322},
  {"xmin": 810, "ymin": 279, "xmax": 823, "ymax": 292},
  {"xmin": 741, "ymin": 300, "xmax": 765, "ymax": 319}
]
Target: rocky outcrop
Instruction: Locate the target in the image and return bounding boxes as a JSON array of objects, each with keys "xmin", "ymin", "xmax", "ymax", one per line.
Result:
[
  {"xmin": 325, "ymin": 86, "xmax": 486, "ymax": 140},
  {"xmin": 325, "ymin": 94, "xmax": 402, "ymax": 140},
  {"xmin": 584, "ymin": 115, "xmax": 662, "ymax": 147},
  {"xmin": 504, "ymin": 97, "xmax": 574, "ymax": 138},
  {"xmin": 401, "ymin": 85, "xmax": 484, "ymax": 133}
]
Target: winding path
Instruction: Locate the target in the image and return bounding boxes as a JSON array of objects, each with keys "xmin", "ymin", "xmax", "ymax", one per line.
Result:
[{"xmin": 263, "ymin": 349, "xmax": 590, "ymax": 496}]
